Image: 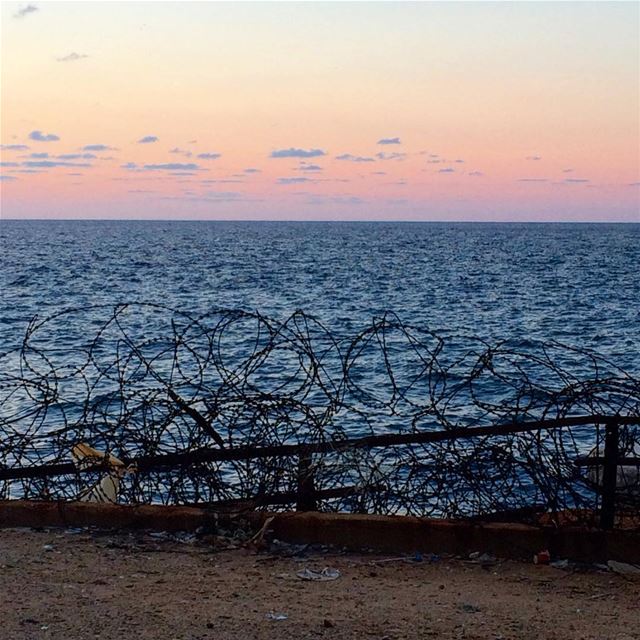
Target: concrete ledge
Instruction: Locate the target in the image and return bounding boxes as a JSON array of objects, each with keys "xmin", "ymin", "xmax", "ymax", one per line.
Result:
[{"xmin": 1, "ymin": 501, "xmax": 639, "ymax": 563}]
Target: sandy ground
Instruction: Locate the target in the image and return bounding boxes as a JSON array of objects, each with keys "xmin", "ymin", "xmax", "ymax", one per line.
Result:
[{"xmin": 0, "ymin": 528, "xmax": 638, "ymax": 640}]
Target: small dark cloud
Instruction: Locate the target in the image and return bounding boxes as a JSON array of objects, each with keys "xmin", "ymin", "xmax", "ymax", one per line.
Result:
[
  {"xmin": 29, "ymin": 152, "xmax": 49, "ymax": 158},
  {"xmin": 628, "ymin": 182, "xmax": 640, "ymax": 187},
  {"xmin": 197, "ymin": 152, "xmax": 221, "ymax": 160},
  {"xmin": 518, "ymin": 178, "xmax": 547, "ymax": 183},
  {"xmin": 14, "ymin": 4, "xmax": 38, "ymax": 18},
  {"xmin": 56, "ymin": 52, "xmax": 88, "ymax": 63},
  {"xmin": 376, "ymin": 152, "xmax": 406, "ymax": 161},
  {"xmin": 66, "ymin": 172, "xmax": 83, "ymax": 176},
  {"xmin": 0, "ymin": 162, "xmax": 20, "ymax": 167},
  {"xmin": 277, "ymin": 177, "xmax": 312, "ymax": 184},
  {"xmin": 168, "ymin": 172, "xmax": 197, "ymax": 176},
  {"xmin": 564, "ymin": 178, "xmax": 590, "ymax": 183},
  {"xmin": 372, "ymin": 171, "xmax": 387, "ymax": 175},
  {"xmin": 562, "ymin": 168, "xmax": 573, "ymax": 173},
  {"xmin": 0, "ymin": 144, "xmax": 30, "ymax": 151},
  {"xmin": 128, "ymin": 189, "xmax": 156, "ymax": 194},
  {"xmin": 438, "ymin": 168, "xmax": 455, "ymax": 173},
  {"xmin": 336, "ymin": 154, "xmax": 375, "ymax": 163},
  {"xmin": 469, "ymin": 171, "xmax": 484, "ymax": 177},
  {"xmin": 427, "ymin": 159, "xmax": 441, "ymax": 164},
  {"xmin": 82, "ymin": 144, "xmax": 114, "ymax": 151},
  {"xmin": 298, "ymin": 163, "xmax": 323, "ymax": 172},
  {"xmin": 526, "ymin": 155, "xmax": 542, "ymax": 161},
  {"xmin": 146, "ymin": 162, "xmax": 199, "ymax": 171},
  {"xmin": 29, "ymin": 130, "xmax": 59, "ymax": 142},
  {"xmin": 23, "ymin": 160, "xmax": 91, "ymax": 168},
  {"xmin": 0, "ymin": 175, "xmax": 18, "ymax": 181},
  {"xmin": 244, "ymin": 168, "xmax": 261, "ymax": 173},
  {"xmin": 454, "ymin": 159, "xmax": 465, "ymax": 164},
  {"xmin": 270, "ymin": 148, "xmax": 326, "ymax": 158},
  {"xmin": 137, "ymin": 136, "xmax": 158, "ymax": 144},
  {"xmin": 377, "ymin": 137, "xmax": 401, "ymax": 145},
  {"xmin": 169, "ymin": 147, "xmax": 192, "ymax": 157},
  {"xmin": 57, "ymin": 153, "xmax": 96, "ymax": 160}
]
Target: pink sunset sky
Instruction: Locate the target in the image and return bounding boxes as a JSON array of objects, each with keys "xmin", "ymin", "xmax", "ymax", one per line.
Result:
[{"xmin": 1, "ymin": 1, "xmax": 638, "ymax": 221}]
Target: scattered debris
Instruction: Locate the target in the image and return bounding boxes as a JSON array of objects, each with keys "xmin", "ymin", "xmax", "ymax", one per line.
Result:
[
  {"xmin": 467, "ymin": 552, "xmax": 497, "ymax": 567},
  {"xmin": 266, "ymin": 611, "xmax": 288, "ymax": 621},
  {"xmin": 296, "ymin": 567, "xmax": 341, "ymax": 581},
  {"xmin": 533, "ymin": 550, "xmax": 551, "ymax": 565},
  {"xmin": 607, "ymin": 560, "xmax": 640, "ymax": 576}
]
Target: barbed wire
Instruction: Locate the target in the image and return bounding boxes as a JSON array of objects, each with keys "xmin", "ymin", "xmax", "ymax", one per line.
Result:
[{"xmin": 0, "ymin": 303, "xmax": 639, "ymax": 526}]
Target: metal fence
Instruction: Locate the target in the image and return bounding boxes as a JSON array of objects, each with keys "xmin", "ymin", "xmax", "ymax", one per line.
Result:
[{"xmin": 1, "ymin": 303, "xmax": 639, "ymax": 528}]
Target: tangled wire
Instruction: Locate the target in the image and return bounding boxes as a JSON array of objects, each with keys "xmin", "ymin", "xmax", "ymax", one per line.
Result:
[{"xmin": 1, "ymin": 303, "xmax": 639, "ymax": 525}]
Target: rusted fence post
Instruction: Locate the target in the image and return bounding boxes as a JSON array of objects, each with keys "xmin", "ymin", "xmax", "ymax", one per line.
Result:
[
  {"xmin": 600, "ymin": 421, "xmax": 619, "ymax": 530},
  {"xmin": 296, "ymin": 452, "xmax": 318, "ymax": 512}
]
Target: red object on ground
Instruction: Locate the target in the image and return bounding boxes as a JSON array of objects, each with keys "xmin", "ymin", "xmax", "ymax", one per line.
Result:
[{"xmin": 534, "ymin": 550, "xmax": 551, "ymax": 564}]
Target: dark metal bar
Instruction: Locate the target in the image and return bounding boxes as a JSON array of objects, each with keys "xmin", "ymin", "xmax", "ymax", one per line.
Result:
[
  {"xmin": 599, "ymin": 421, "xmax": 619, "ymax": 530},
  {"xmin": 1, "ymin": 413, "xmax": 638, "ymax": 482},
  {"xmin": 575, "ymin": 457, "xmax": 640, "ymax": 467},
  {"xmin": 296, "ymin": 452, "xmax": 318, "ymax": 512}
]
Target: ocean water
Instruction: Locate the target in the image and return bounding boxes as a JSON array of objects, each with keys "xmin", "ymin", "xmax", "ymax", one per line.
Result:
[
  {"xmin": 1, "ymin": 220, "xmax": 639, "ymax": 508},
  {"xmin": 2, "ymin": 220, "xmax": 639, "ymax": 371}
]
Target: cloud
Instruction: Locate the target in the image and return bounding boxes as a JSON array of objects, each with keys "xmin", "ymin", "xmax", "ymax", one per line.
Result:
[
  {"xmin": 526, "ymin": 155, "xmax": 542, "ymax": 161},
  {"xmin": 307, "ymin": 195, "xmax": 364, "ymax": 206},
  {"xmin": 564, "ymin": 178, "xmax": 590, "ymax": 183},
  {"xmin": 244, "ymin": 168, "xmax": 261, "ymax": 173},
  {"xmin": 298, "ymin": 163, "xmax": 323, "ymax": 172},
  {"xmin": 518, "ymin": 178, "xmax": 547, "ymax": 182},
  {"xmin": 122, "ymin": 162, "xmax": 201, "ymax": 171},
  {"xmin": 28, "ymin": 152, "xmax": 49, "ymax": 158},
  {"xmin": 0, "ymin": 175, "xmax": 18, "ymax": 181},
  {"xmin": 0, "ymin": 144, "xmax": 30, "ymax": 151},
  {"xmin": 14, "ymin": 4, "xmax": 38, "ymax": 18},
  {"xmin": 438, "ymin": 168, "xmax": 455, "ymax": 173},
  {"xmin": 0, "ymin": 162, "xmax": 20, "ymax": 167},
  {"xmin": 197, "ymin": 152, "xmax": 222, "ymax": 160},
  {"xmin": 270, "ymin": 148, "xmax": 326, "ymax": 158},
  {"xmin": 137, "ymin": 135, "xmax": 158, "ymax": 144},
  {"xmin": 169, "ymin": 147, "xmax": 192, "ymax": 157},
  {"xmin": 454, "ymin": 159, "xmax": 465, "ymax": 164},
  {"xmin": 200, "ymin": 179, "xmax": 243, "ymax": 184},
  {"xmin": 376, "ymin": 152, "xmax": 406, "ymax": 161},
  {"xmin": 277, "ymin": 177, "xmax": 312, "ymax": 184},
  {"xmin": 377, "ymin": 137, "xmax": 401, "ymax": 145},
  {"xmin": 56, "ymin": 52, "xmax": 88, "ymax": 63},
  {"xmin": 57, "ymin": 153, "xmax": 96, "ymax": 160},
  {"xmin": 82, "ymin": 144, "xmax": 114, "ymax": 151},
  {"xmin": 29, "ymin": 130, "xmax": 60, "ymax": 142},
  {"xmin": 336, "ymin": 154, "xmax": 375, "ymax": 163},
  {"xmin": 427, "ymin": 159, "xmax": 441, "ymax": 164},
  {"xmin": 468, "ymin": 171, "xmax": 484, "ymax": 176},
  {"xmin": 628, "ymin": 182, "xmax": 640, "ymax": 187},
  {"xmin": 23, "ymin": 160, "xmax": 91, "ymax": 168},
  {"xmin": 562, "ymin": 168, "xmax": 573, "ymax": 173},
  {"xmin": 372, "ymin": 171, "xmax": 387, "ymax": 175}
]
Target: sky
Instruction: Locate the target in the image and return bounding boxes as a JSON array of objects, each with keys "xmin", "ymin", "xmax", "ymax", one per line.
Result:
[{"xmin": 1, "ymin": 1, "xmax": 639, "ymax": 221}]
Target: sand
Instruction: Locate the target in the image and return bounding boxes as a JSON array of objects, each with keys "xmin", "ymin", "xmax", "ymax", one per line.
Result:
[{"xmin": 0, "ymin": 528, "xmax": 638, "ymax": 640}]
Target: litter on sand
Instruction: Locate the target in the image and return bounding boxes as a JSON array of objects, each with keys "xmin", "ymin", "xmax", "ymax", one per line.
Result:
[
  {"xmin": 266, "ymin": 612, "xmax": 288, "ymax": 621},
  {"xmin": 296, "ymin": 567, "xmax": 341, "ymax": 581}
]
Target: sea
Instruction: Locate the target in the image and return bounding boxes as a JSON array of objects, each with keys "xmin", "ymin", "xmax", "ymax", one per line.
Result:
[
  {"xmin": 2, "ymin": 220, "xmax": 639, "ymax": 371},
  {"xmin": 1, "ymin": 220, "xmax": 639, "ymax": 506}
]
